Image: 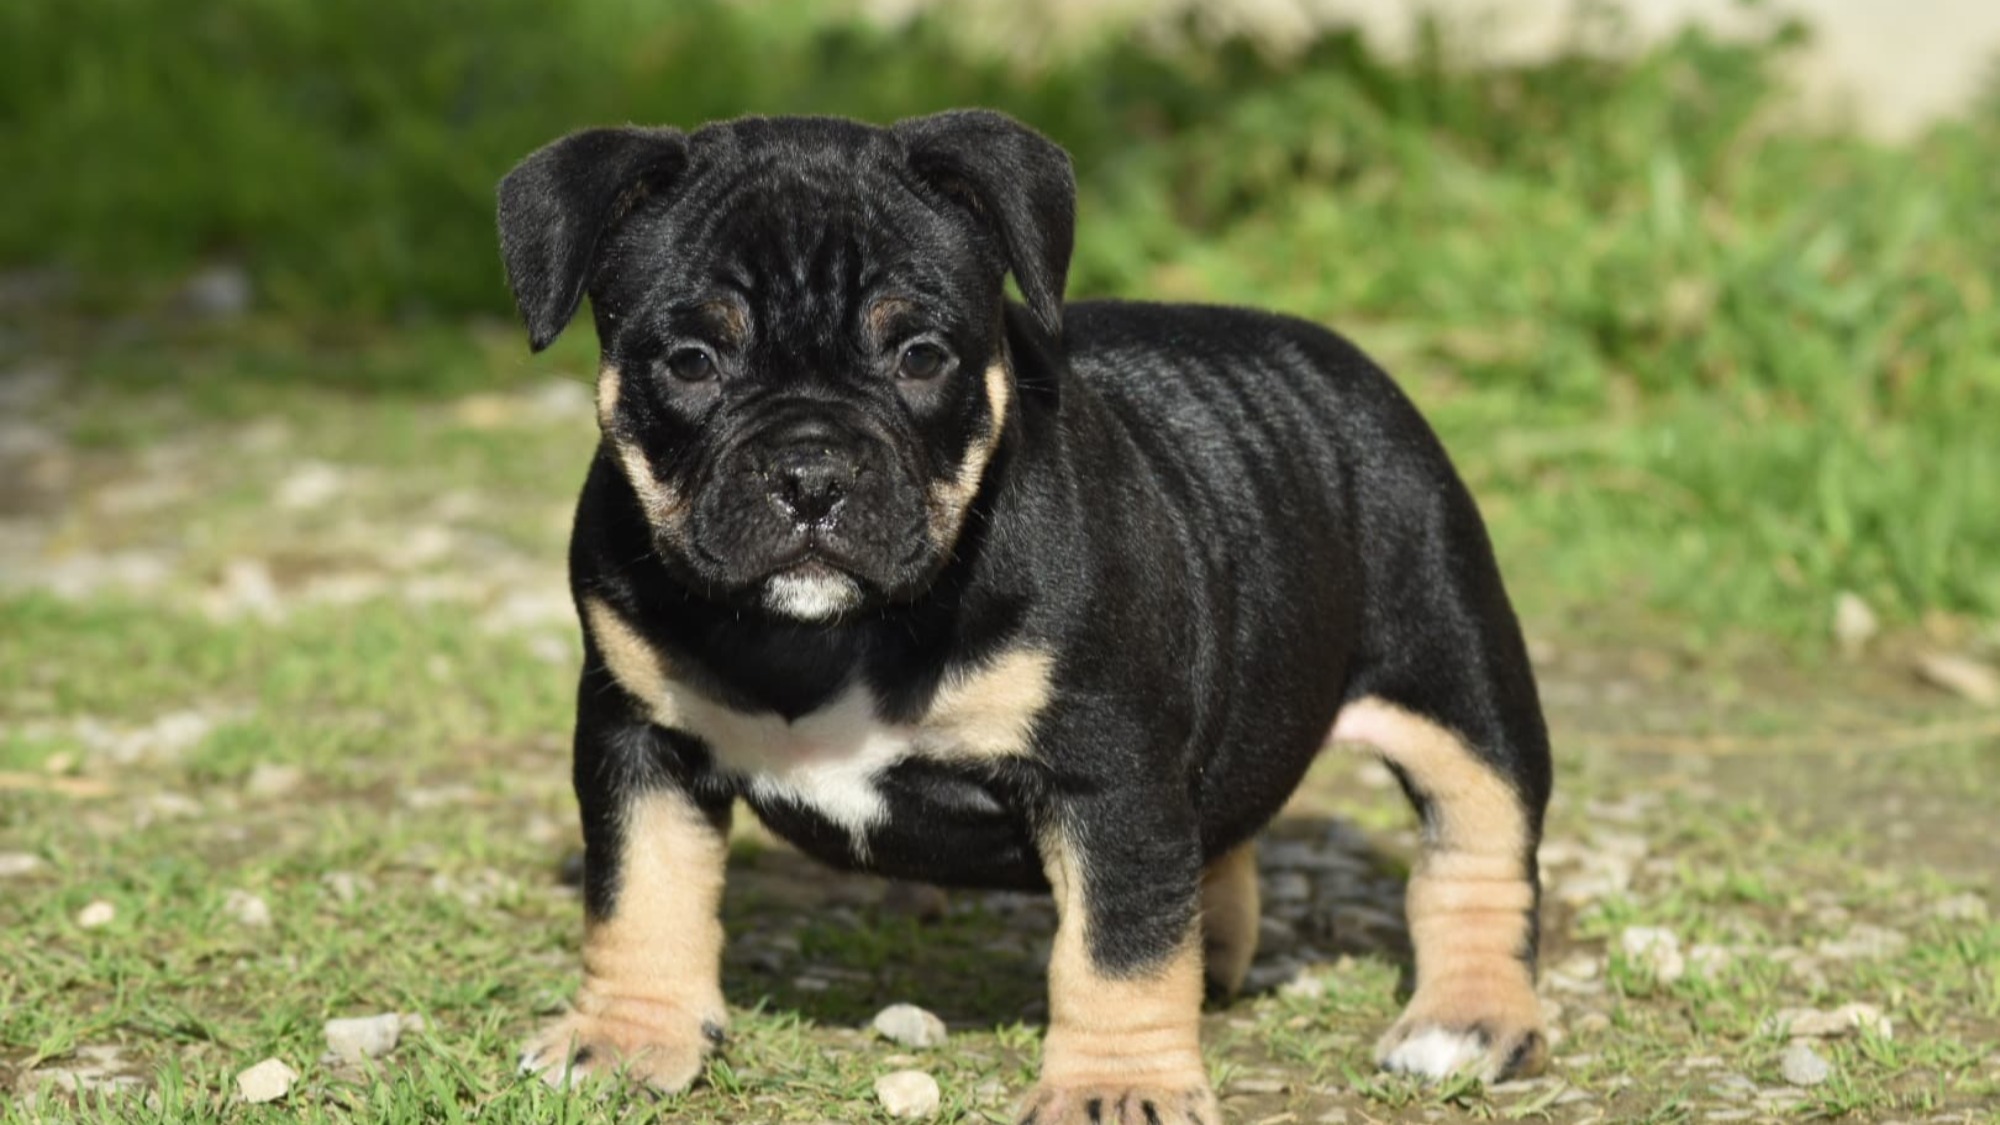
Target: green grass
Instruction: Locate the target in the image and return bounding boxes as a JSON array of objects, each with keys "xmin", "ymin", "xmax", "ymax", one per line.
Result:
[{"xmin": 9, "ymin": 0, "xmax": 1999, "ymax": 632}]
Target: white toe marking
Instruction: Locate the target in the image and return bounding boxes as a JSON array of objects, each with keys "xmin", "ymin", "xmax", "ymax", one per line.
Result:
[
  {"xmin": 1383, "ymin": 1027, "xmax": 1488, "ymax": 1079},
  {"xmin": 763, "ymin": 570, "xmax": 861, "ymax": 621}
]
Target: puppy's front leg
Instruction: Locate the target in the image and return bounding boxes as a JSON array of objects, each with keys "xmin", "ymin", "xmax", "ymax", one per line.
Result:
[
  {"xmin": 523, "ymin": 682, "xmax": 731, "ymax": 1092},
  {"xmin": 1020, "ymin": 805, "xmax": 1220, "ymax": 1125}
]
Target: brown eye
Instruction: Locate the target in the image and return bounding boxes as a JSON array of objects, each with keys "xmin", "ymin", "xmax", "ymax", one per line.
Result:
[
  {"xmin": 898, "ymin": 343, "xmax": 948, "ymax": 381},
  {"xmin": 665, "ymin": 348, "xmax": 716, "ymax": 383}
]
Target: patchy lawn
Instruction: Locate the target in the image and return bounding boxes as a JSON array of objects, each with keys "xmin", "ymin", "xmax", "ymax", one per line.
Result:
[{"xmin": 2, "ymin": 350, "xmax": 1996, "ymax": 1124}]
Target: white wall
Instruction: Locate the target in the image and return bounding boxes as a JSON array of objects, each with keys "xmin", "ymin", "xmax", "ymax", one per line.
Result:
[{"xmin": 862, "ymin": 0, "xmax": 2000, "ymax": 137}]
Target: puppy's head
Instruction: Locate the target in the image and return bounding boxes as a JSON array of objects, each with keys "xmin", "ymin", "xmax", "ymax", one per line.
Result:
[{"xmin": 497, "ymin": 111, "xmax": 1073, "ymax": 622}]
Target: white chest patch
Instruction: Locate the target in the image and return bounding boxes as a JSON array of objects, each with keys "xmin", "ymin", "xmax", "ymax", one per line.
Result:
[
  {"xmin": 581, "ymin": 597, "xmax": 1054, "ymax": 857},
  {"xmin": 682, "ymin": 681, "xmax": 914, "ymax": 854}
]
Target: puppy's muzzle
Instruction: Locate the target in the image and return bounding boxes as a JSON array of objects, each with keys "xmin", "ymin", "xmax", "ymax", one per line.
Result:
[{"xmin": 762, "ymin": 441, "xmax": 855, "ymax": 527}]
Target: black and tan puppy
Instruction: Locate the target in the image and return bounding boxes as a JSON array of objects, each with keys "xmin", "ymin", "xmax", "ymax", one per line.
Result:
[{"xmin": 497, "ymin": 110, "xmax": 1551, "ymax": 1122}]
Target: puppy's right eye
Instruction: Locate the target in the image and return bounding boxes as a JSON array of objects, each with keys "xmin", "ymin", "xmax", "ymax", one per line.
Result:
[{"xmin": 664, "ymin": 349, "xmax": 716, "ymax": 383}]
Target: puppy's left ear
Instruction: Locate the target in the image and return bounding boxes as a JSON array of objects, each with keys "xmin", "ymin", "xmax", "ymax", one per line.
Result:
[
  {"xmin": 894, "ymin": 109, "xmax": 1075, "ymax": 342},
  {"xmin": 496, "ymin": 126, "xmax": 688, "ymax": 351}
]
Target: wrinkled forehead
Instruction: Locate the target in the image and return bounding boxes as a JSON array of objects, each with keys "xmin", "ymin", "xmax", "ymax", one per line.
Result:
[{"xmin": 607, "ymin": 145, "xmax": 997, "ymax": 326}]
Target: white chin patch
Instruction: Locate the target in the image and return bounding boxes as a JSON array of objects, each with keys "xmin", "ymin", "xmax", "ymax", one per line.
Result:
[
  {"xmin": 1380, "ymin": 1027, "xmax": 1491, "ymax": 1080},
  {"xmin": 763, "ymin": 569, "xmax": 862, "ymax": 621}
]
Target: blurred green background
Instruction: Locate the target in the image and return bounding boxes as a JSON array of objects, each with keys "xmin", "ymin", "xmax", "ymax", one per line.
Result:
[{"xmin": 4, "ymin": 0, "xmax": 1997, "ymax": 642}]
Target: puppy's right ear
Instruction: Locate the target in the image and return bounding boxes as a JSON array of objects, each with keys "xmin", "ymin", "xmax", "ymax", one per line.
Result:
[{"xmin": 496, "ymin": 127, "xmax": 688, "ymax": 351}]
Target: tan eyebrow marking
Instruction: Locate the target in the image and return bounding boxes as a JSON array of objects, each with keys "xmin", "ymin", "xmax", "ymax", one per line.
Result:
[{"xmin": 865, "ymin": 296, "xmax": 920, "ymax": 341}]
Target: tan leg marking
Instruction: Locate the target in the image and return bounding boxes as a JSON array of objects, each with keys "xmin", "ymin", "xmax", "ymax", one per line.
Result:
[
  {"xmin": 1017, "ymin": 831, "xmax": 1218, "ymax": 1125},
  {"xmin": 926, "ymin": 360, "xmax": 1009, "ymax": 549},
  {"xmin": 521, "ymin": 789, "xmax": 729, "ymax": 1091},
  {"xmin": 1332, "ymin": 696, "xmax": 1546, "ymax": 1082},
  {"xmin": 1199, "ymin": 842, "xmax": 1259, "ymax": 1001}
]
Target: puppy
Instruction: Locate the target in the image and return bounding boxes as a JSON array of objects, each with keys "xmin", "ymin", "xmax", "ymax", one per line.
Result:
[{"xmin": 497, "ymin": 110, "xmax": 1551, "ymax": 1123}]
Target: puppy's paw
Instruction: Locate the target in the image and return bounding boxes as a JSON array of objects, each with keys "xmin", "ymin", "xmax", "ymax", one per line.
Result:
[
  {"xmin": 1014, "ymin": 1081, "xmax": 1221, "ymax": 1124},
  {"xmin": 519, "ymin": 999, "xmax": 725, "ymax": 1093},
  {"xmin": 1374, "ymin": 1001, "xmax": 1547, "ymax": 1083}
]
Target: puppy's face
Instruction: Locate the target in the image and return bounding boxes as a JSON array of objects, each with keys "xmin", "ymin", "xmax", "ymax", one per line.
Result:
[{"xmin": 498, "ymin": 113, "xmax": 1074, "ymax": 621}]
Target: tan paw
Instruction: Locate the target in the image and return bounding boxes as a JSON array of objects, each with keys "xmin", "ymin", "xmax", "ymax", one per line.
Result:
[
  {"xmin": 518, "ymin": 998, "xmax": 724, "ymax": 1093},
  {"xmin": 1015, "ymin": 1081, "xmax": 1221, "ymax": 1124},
  {"xmin": 1374, "ymin": 1004, "xmax": 1547, "ymax": 1083}
]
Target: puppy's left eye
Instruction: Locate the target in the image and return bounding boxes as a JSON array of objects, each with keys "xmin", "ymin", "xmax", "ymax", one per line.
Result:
[
  {"xmin": 665, "ymin": 348, "xmax": 717, "ymax": 383},
  {"xmin": 898, "ymin": 343, "xmax": 949, "ymax": 381}
]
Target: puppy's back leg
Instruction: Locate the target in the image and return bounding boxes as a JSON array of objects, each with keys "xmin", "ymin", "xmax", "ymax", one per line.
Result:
[
  {"xmin": 1332, "ymin": 694, "xmax": 1549, "ymax": 1082},
  {"xmin": 1199, "ymin": 842, "xmax": 1259, "ymax": 1002}
]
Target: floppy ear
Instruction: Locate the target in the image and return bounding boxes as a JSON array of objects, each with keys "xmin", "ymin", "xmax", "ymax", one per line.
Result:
[
  {"xmin": 496, "ymin": 126, "xmax": 688, "ymax": 351},
  {"xmin": 894, "ymin": 109, "xmax": 1075, "ymax": 342}
]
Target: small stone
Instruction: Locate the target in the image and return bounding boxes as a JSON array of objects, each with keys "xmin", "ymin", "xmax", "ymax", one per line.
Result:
[
  {"xmin": 325, "ymin": 1013, "xmax": 403, "ymax": 1063},
  {"xmin": 322, "ymin": 871, "xmax": 366, "ymax": 904},
  {"xmin": 1914, "ymin": 651, "xmax": 2000, "ymax": 705},
  {"xmin": 244, "ymin": 763, "xmax": 304, "ymax": 798},
  {"xmin": 77, "ymin": 900, "xmax": 116, "ymax": 928},
  {"xmin": 871, "ymin": 1004, "xmax": 948, "ymax": 1049},
  {"xmin": 224, "ymin": 890, "xmax": 272, "ymax": 928},
  {"xmin": 1278, "ymin": 974, "xmax": 1325, "ymax": 1000},
  {"xmin": 143, "ymin": 791, "xmax": 204, "ymax": 821},
  {"xmin": 1621, "ymin": 925, "xmax": 1686, "ymax": 984},
  {"xmin": 1316, "ymin": 1112, "xmax": 1350, "ymax": 1124},
  {"xmin": 0, "ymin": 852, "xmax": 43, "ymax": 877},
  {"xmin": 179, "ymin": 264, "xmax": 253, "ymax": 319},
  {"xmin": 1243, "ymin": 961, "xmax": 1303, "ymax": 993},
  {"xmin": 1710, "ymin": 1072, "xmax": 1758, "ymax": 1099},
  {"xmin": 874, "ymin": 1069, "xmax": 940, "ymax": 1118},
  {"xmin": 1780, "ymin": 1041, "xmax": 1832, "ymax": 1087},
  {"xmin": 1762, "ymin": 1003, "xmax": 1892, "ymax": 1040},
  {"xmin": 1228, "ymin": 1076, "xmax": 1287, "ymax": 1094},
  {"xmin": 1258, "ymin": 915, "xmax": 1299, "ymax": 956},
  {"xmin": 1832, "ymin": 593, "xmax": 1878, "ymax": 657},
  {"xmin": 1574, "ymin": 1011, "xmax": 1613, "ymax": 1034},
  {"xmin": 1689, "ymin": 943, "xmax": 1733, "ymax": 977},
  {"xmin": 1931, "ymin": 892, "xmax": 1988, "ymax": 921},
  {"xmin": 1263, "ymin": 871, "xmax": 1310, "ymax": 903},
  {"xmin": 273, "ymin": 462, "xmax": 344, "ymax": 511},
  {"xmin": 235, "ymin": 1058, "xmax": 297, "ymax": 1103},
  {"xmin": 1818, "ymin": 924, "xmax": 1907, "ymax": 960},
  {"xmin": 205, "ymin": 559, "xmax": 284, "ymax": 622},
  {"xmin": 881, "ymin": 882, "xmax": 950, "ymax": 922}
]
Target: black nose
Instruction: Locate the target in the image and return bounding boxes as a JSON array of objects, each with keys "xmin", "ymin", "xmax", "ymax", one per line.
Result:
[{"xmin": 767, "ymin": 445, "xmax": 853, "ymax": 524}]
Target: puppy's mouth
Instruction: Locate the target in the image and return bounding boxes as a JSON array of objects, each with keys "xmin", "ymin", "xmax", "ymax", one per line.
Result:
[{"xmin": 760, "ymin": 558, "xmax": 863, "ymax": 622}]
